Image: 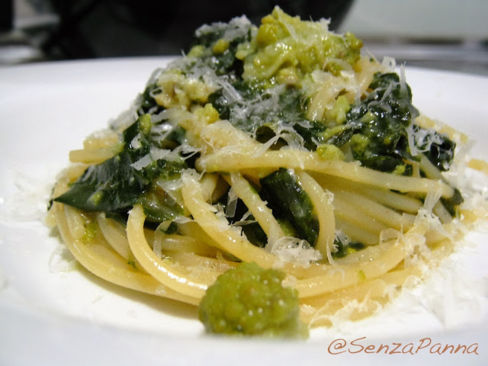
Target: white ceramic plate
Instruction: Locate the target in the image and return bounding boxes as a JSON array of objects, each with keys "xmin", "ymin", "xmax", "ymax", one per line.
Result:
[{"xmin": 0, "ymin": 58, "xmax": 487, "ymax": 365}]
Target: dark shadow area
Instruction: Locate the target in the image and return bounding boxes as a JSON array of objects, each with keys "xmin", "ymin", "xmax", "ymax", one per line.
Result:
[{"xmin": 4, "ymin": 0, "xmax": 353, "ymax": 63}]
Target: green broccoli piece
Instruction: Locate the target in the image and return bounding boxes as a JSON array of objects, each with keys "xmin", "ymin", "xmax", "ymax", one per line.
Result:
[{"xmin": 198, "ymin": 262, "xmax": 308, "ymax": 338}]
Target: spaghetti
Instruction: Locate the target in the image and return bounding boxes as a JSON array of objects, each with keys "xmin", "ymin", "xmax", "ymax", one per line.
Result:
[{"xmin": 48, "ymin": 7, "xmax": 487, "ymax": 330}]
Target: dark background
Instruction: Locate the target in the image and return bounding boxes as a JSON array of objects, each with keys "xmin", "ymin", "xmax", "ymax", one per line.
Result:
[
  {"xmin": 2, "ymin": 0, "xmax": 487, "ymax": 75},
  {"xmin": 0, "ymin": 0, "xmax": 353, "ymax": 62}
]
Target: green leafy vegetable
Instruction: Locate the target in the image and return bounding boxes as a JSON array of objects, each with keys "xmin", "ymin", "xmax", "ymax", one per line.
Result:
[
  {"xmin": 209, "ymin": 82, "xmax": 306, "ymax": 137},
  {"xmin": 54, "ymin": 114, "xmax": 187, "ymax": 220},
  {"xmin": 192, "ymin": 16, "xmax": 252, "ymax": 77},
  {"xmin": 139, "ymin": 83, "xmax": 164, "ymax": 115},
  {"xmin": 332, "ymin": 238, "xmax": 365, "ymax": 259},
  {"xmin": 409, "ymin": 124, "xmax": 456, "ymax": 171},
  {"xmin": 332, "ymin": 73, "xmax": 457, "ymax": 174},
  {"xmin": 260, "ymin": 168, "xmax": 319, "ymax": 246},
  {"xmin": 216, "ymin": 192, "xmax": 268, "ymax": 248},
  {"xmin": 441, "ymin": 188, "xmax": 464, "ymax": 216},
  {"xmin": 338, "ymin": 73, "xmax": 418, "ymax": 172},
  {"xmin": 137, "ymin": 189, "xmax": 183, "ymax": 223}
]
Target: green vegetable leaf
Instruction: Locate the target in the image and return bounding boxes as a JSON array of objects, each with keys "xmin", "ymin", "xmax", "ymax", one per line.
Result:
[
  {"xmin": 260, "ymin": 168, "xmax": 318, "ymax": 246},
  {"xmin": 318, "ymin": 72, "xmax": 458, "ymax": 175},
  {"xmin": 54, "ymin": 151, "xmax": 149, "ymax": 212},
  {"xmin": 332, "ymin": 238, "xmax": 365, "ymax": 259},
  {"xmin": 409, "ymin": 124, "xmax": 456, "ymax": 171},
  {"xmin": 54, "ymin": 114, "xmax": 187, "ymax": 216},
  {"xmin": 343, "ymin": 72, "xmax": 418, "ymax": 172},
  {"xmin": 137, "ymin": 189, "xmax": 183, "ymax": 224},
  {"xmin": 441, "ymin": 188, "xmax": 464, "ymax": 217},
  {"xmin": 138, "ymin": 83, "xmax": 164, "ymax": 115},
  {"xmin": 192, "ymin": 17, "xmax": 252, "ymax": 77}
]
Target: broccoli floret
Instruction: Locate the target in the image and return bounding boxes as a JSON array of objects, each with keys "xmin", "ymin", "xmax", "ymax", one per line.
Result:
[{"xmin": 198, "ymin": 262, "xmax": 308, "ymax": 338}]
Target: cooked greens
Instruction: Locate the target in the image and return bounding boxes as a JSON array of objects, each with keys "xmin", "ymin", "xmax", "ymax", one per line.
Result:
[
  {"xmin": 260, "ymin": 168, "xmax": 319, "ymax": 247},
  {"xmin": 54, "ymin": 6, "xmax": 463, "ymax": 256},
  {"xmin": 54, "ymin": 114, "xmax": 187, "ymax": 223},
  {"xmin": 48, "ymin": 7, "xmax": 479, "ymax": 340}
]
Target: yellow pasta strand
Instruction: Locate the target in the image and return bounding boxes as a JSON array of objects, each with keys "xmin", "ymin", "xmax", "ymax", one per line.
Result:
[
  {"xmin": 127, "ymin": 204, "xmax": 209, "ymax": 299},
  {"xmin": 181, "ymin": 172, "xmax": 279, "ymax": 268},
  {"xmin": 198, "ymin": 150, "xmax": 454, "ymax": 197},
  {"xmin": 297, "ymin": 171, "xmax": 335, "ymax": 262},
  {"xmin": 54, "ymin": 203, "xmax": 199, "ymax": 305},
  {"xmin": 227, "ymin": 173, "xmax": 285, "ymax": 242}
]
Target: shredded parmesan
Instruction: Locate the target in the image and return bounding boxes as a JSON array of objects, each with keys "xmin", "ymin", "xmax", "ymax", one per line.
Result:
[{"xmin": 266, "ymin": 236, "xmax": 322, "ymax": 267}]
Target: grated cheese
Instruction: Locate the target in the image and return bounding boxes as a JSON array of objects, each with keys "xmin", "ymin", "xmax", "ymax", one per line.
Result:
[
  {"xmin": 195, "ymin": 16, "xmax": 253, "ymax": 43},
  {"xmin": 266, "ymin": 236, "xmax": 322, "ymax": 268}
]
